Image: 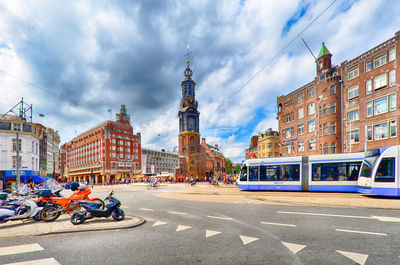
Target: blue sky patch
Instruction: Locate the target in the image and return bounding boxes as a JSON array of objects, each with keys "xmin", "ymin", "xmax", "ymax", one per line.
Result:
[{"xmin": 282, "ymin": 2, "xmax": 310, "ymax": 36}]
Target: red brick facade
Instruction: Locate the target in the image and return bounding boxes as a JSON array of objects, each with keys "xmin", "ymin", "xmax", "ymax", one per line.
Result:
[{"xmin": 277, "ymin": 31, "xmax": 400, "ymax": 155}]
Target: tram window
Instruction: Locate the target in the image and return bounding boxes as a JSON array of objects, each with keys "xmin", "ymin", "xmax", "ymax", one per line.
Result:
[
  {"xmin": 260, "ymin": 165, "xmax": 279, "ymax": 181},
  {"xmin": 239, "ymin": 166, "xmax": 248, "ymax": 181},
  {"xmin": 260, "ymin": 166, "xmax": 267, "ymax": 181},
  {"xmin": 312, "ymin": 162, "xmax": 361, "ymax": 181},
  {"xmin": 375, "ymin": 157, "xmax": 395, "ymax": 182},
  {"xmin": 249, "ymin": 166, "xmax": 258, "ymax": 181},
  {"xmin": 279, "ymin": 164, "xmax": 300, "ymax": 181}
]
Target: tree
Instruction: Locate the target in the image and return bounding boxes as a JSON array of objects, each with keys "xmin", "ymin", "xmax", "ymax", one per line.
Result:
[
  {"xmin": 233, "ymin": 164, "xmax": 241, "ymax": 175},
  {"xmin": 225, "ymin": 159, "xmax": 233, "ymax": 174}
]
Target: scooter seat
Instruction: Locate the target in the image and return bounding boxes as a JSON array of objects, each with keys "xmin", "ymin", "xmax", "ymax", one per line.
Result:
[{"xmin": 80, "ymin": 201, "xmax": 102, "ymax": 209}]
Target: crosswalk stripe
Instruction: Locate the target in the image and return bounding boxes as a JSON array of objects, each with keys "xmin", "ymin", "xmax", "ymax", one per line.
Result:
[
  {"xmin": 239, "ymin": 235, "xmax": 258, "ymax": 245},
  {"xmin": 176, "ymin": 225, "xmax": 191, "ymax": 232},
  {"xmin": 3, "ymin": 258, "xmax": 61, "ymax": 265},
  {"xmin": 260, "ymin": 221, "xmax": 296, "ymax": 227},
  {"xmin": 372, "ymin": 216, "xmax": 400, "ymax": 222},
  {"xmin": 206, "ymin": 230, "xmax": 221, "ymax": 238},
  {"xmin": 336, "ymin": 250, "xmax": 368, "ymax": 265},
  {"xmin": 152, "ymin": 221, "xmax": 167, "ymax": 227},
  {"xmin": 336, "ymin": 229, "xmax": 387, "ymax": 236},
  {"xmin": 282, "ymin": 242, "xmax": 306, "ymax": 254},
  {"xmin": 168, "ymin": 211, "xmax": 188, "ymax": 215},
  {"xmin": 139, "ymin": 208, "xmax": 154, "ymax": 211},
  {"xmin": 0, "ymin": 244, "xmax": 43, "ymax": 257},
  {"xmin": 207, "ymin": 215, "xmax": 233, "ymax": 221}
]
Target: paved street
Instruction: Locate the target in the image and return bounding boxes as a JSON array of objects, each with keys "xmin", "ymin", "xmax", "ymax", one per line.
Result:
[{"xmin": 0, "ymin": 184, "xmax": 399, "ymax": 264}]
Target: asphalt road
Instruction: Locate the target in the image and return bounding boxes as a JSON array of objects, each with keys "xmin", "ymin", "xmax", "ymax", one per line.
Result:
[{"xmin": 0, "ymin": 185, "xmax": 399, "ymax": 265}]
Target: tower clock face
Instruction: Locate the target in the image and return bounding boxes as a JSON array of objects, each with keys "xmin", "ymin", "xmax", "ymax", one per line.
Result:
[{"xmin": 186, "ymin": 97, "xmax": 195, "ymax": 107}]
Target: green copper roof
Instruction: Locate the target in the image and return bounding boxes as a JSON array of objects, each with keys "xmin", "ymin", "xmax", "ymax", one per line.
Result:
[{"xmin": 317, "ymin": 42, "xmax": 330, "ymax": 59}]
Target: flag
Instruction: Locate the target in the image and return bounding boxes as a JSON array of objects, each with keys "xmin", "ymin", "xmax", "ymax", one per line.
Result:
[
  {"xmin": 107, "ymin": 108, "xmax": 112, "ymax": 113},
  {"xmin": 39, "ymin": 113, "xmax": 44, "ymax": 117}
]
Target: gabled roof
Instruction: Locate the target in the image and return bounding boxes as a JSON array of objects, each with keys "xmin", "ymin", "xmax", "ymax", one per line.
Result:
[{"xmin": 317, "ymin": 42, "xmax": 331, "ymax": 59}]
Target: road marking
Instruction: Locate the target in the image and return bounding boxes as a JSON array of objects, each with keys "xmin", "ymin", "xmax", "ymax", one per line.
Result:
[
  {"xmin": 152, "ymin": 221, "xmax": 167, "ymax": 227},
  {"xmin": 176, "ymin": 225, "xmax": 191, "ymax": 232},
  {"xmin": 260, "ymin": 221, "xmax": 296, "ymax": 227},
  {"xmin": 282, "ymin": 242, "xmax": 306, "ymax": 254},
  {"xmin": 120, "ymin": 206, "xmax": 129, "ymax": 209},
  {"xmin": 206, "ymin": 230, "xmax": 221, "ymax": 238},
  {"xmin": 372, "ymin": 216, "xmax": 400, "ymax": 222},
  {"xmin": 207, "ymin": 215, "xmax": 233, "ymax": 221},
  {"xmin": 0, "ymin": 243, "xmax": 43, "ymax": 257},
  {"xmin": 239, "ymin": 235, "xmax": 259, "ymax": 245},
  {"xmin": 336, "ymin": 250, "xmax": 368, "ymax": 265},
  {"xmin": 3, "ymin": 258, "xmax": 61, "ymax": 265},
  {"xmin": 336, "ymin": 229, "xmax": 387, "ymax": 236},
  {"xmin": 278, "ymin": 211, "xmax": 372, "ymax": 219},
  {"xmin": 168, "ymin": 211, "xmax": 188, "ymax": 215},
  {"xmin": 139, "ymin": 208, "xmax": 154, "ymax": 211}
]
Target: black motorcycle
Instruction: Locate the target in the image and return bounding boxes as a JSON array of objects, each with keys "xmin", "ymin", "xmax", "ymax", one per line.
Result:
[{"xmin": 70, "ymin": 191, "xmax": 125, "ymax": 225}]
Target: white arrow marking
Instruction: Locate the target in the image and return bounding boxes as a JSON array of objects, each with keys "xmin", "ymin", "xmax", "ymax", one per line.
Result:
[
  {"xmin": 240, "ymin": 235, "xmax": 259, "ymax": 245},
  {"xmin": 372, "ymin": 216, "xmax": 400, "ymax": 222},
  {"xmin": 282, "ymin": 242, "xmax": 306, "ymax": 254},
  {"xmin": 336, "ymin": 250, "xmax": 368, "ymax": 265},
  {"xmin": 176, "ymin": 225, "xmax": 191, "ymax": 232},
  {"xmin": 336, "ymin": 229, "xmax": 387, "ymax": 236},
  {"xmin": 260, "ymin": 221, "xmax": 296, "ymax": 227},
  {"xmin": 4, "ymin": 258, "xmax": 61, "ymax": 265},
  {"xmin": 206, "ymin": 230, "xmax": 221, "ymax": 238},
  {"xmin": 0, "ymin": 244, "xmax": 43, "ymax": 256},
  {"xmin": 168, "ymin": 211, "xmax": 188, "ymax": 215},
  {"xmin": 152, "ymin": 221, "xmax": 167, "ymax": 227},
  {"xmin": 207, "ymin": 215, "xmax": 233, "ymax": 220},
  {"xmin": 139, "ymin": 208, "xmax": 154, "ymax": 211}
]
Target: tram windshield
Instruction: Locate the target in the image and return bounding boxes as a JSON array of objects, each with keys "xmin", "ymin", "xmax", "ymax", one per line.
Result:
[
  {"xmin": 239, "ymin": 165, "xmax": 248, "ymax": 181},
  {"xmin": 359, "ymin": 151, "xmax": 380, "ymax": 178}
]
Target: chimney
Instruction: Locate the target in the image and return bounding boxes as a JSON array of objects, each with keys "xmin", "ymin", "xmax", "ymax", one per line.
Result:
[
  {"xmin": 202, "ymin": 138, "xmax": 206, "ymax": 145},
  {"xmin": 214, "ymin": 144, "xmax": 219, "ymax": 149}
]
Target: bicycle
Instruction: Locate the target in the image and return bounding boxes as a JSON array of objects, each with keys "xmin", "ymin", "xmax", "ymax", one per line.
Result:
[
  {"xmin": 207, "ymin": 180, "xmax": 219, "ymax": 187},
  {"xmin": 147, "ymin": 182, "xmax": 160, "ymax": 189}
]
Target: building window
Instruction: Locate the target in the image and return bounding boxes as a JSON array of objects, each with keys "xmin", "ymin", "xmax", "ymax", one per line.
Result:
[
  {"xmin": 285, "ymin": 128, "xmax": 291, "ymax": 138},
  {"xmin": 329, "ymin": 85, "xmax": 336, "ymax": 95},
  {"xmin": 308, "ymin": 139, "xmax": 316, "ymax": 150},
  {"xmin": 307, "ymin": 88, "xmax": 315, "ymax": 99},
  {"xmin": 390, "ymin": 121, "xmax": 397, "ymax": 137},
  {"xmin": 365, "ymin": 60, "xmax": 372, "ymax": 72},
  {"xmin": 374, "ymin": 53, "xmax": 387, "ymax": 68},
  {"xmin": 347, "ymin": 109, "xmax": 359, "ymax": 121},
  {"xmin": 298, "ymin": 124, "xmax": 304, "ymax": 135},
  {"xmin": 330, "ymin": 122, "xmax": 336, "ymax": 134},
  {"xmin": 12, "ymin": 156, "xmax": 22, "ymax": 169},
  {"xmin": 290, "ymin": 100, "xmax": 294, "ymax": 107},
  {"xmin": 374, "ymin": 97, "xmax": 388, "ymax": 115},
  {"xmin": 286, "ymin": 114, "xmax": 291, "ymax": 123},
  {"xmin": 329, "ymin": 102, "xmax": 336, "ymax": 114},
  {"xmin": 112, "ymin": 139, "xmax": 116, "ymax": 144},
  {"xmin": 330, "ymin": 143, "xmax": 336, "ymax": 154},
  {"xmin": 366, "ymin": 101, "xmax": 373, "ymax": 117},
  {"xmin": 367, "ymin": 126, "xmax": 373, "ymax": 141},
  {"xmin": 323, "ymin": 143, "xmax": 329, "ymax": 154},
  {"xmin": 322, "ymin": 104, "xmax": 328, "ymax": 116},
  {"xmin": 374, "ymin": 73, "xmax": 387, "ymax": 89},
  {"xmin": 389, "ymin": 70, "xmax": 396, "ymax": 86},
  {"xmin": 389, "ymin": 47, "xmax": 396, "ymax": 62},
  {"xmin": 297, "ymin": 93, "xmax": 304, "ymax": 103},
  {"xmin": 308, "ymin": 120, "xmax": 315, "ymax": 132},
  {"xmin": 348, "ymin": 85, "xmax": 359, "ymax": 99},
  {"xmin": 308, "ymin": 103, "xmax": 315, "ymax": 115},
  {"xmin": 323, "ymin": 123, "xmax": 329, "ymax": 136},
  {"xmin": 347, "ymin": 66, "xmax": 359, "ymax": 80},
  {"xmin": 390, "ymin": 94, "xmax": 396, "ymax": 111},
  {"xmin": 298, "ymin": 108, "xmax": 304, "ymax": 119},
  {"xmin": 366, "ymin": 79, "xmax": 372, "ymax": 94},
  {"xmin": 298, "ymin": 140, "xmax": 304, "ymax": 152},
  {"xmin": 285, "ymin": 144, "xmax": 292, "ymax": 154},
  {"xmin": 348, "ymin": 129, "xmax": 360, "ymax": 143},
  {"xmin": 374, "ymin": 123, "xmax": 388, "ymax": 140},
  {"xmin": 119, "ymin": 154, "xmax": 124, "ymax": 158},
  {"xmin": 12, "ymin": 139, "xmax": 22, "ymax": 151}
]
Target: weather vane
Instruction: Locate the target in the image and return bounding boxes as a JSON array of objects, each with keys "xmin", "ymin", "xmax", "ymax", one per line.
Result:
[{"xmin": 184, "ymin": 44, "xmax": 192, "ymax": 66}]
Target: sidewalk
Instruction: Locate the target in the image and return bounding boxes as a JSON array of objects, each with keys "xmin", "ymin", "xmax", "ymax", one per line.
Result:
[{"xmin": 0, "ymin": 215, "xmax": 145, "ymax": 238}]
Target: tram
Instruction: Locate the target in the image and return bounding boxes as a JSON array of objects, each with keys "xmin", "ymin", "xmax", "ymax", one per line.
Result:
[
  {"xmin": 358, "ymin": 146, "xmax": 400, "ymax": 197},
  {"xmin": 238, "ymin": 152, "xmax": 364, "ymax": 193}
]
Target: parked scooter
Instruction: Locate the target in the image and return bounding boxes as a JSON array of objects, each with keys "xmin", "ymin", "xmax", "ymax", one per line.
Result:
[{"xmin": 70, "ymin": 191, "xmax": 125, "ymax": 225}]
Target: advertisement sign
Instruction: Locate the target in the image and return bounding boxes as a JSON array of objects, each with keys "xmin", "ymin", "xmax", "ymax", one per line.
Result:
[{"xmin": 151, "ymin": 165, "xmax": 154, "ymax": 174}]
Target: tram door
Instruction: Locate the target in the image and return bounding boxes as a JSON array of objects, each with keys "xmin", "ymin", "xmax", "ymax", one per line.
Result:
[
  {"xmin": 301, "ymin": 156, "xmax": 309, "ymax": 191},
  {"xmin": 372, "ymin": 146, "xmax": 399, "ymax": 196}
]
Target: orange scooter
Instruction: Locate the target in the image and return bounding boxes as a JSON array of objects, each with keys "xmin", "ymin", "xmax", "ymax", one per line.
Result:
[{"xmin": 37, "ymin": 183, "xmax": 105, "ymax": 222}]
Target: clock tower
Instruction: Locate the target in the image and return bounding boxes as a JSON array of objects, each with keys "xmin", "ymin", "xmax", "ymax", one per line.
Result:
[{"xmin": 178, "ymin": 58, "xmax": 202, "ymax": 178}]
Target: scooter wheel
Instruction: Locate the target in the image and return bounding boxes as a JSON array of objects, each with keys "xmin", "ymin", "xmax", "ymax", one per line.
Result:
[
  {"xmin": 71, "ymin": 212, "xmax": 85, "ymax": 225},
  {"xmin": 112, "ymin": 209, "xmax": 125, "ymax": 221},
  {"xmin": 32, "ymin": 214, "xmax": 42, "ymax": 221},
  {"xmin": 41, "ymin": 206, "xmax": 61, "ymax": 222}
]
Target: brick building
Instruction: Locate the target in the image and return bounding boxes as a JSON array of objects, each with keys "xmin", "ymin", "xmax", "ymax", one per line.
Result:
[
  {"xmin": 245, "ymin": 135, "xmax": 258, "ymax": 159},
  {"xmin": 61, "ymin": 105, "xmax": 141, "ymax": 184},
  {"xmin": 277, "ymin": 31, "xmax": 400, "ymax": 155}
]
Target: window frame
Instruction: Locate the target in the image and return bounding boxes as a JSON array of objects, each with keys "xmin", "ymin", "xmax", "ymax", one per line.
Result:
[
  {"xmin": 308, "ymin": 120, "xmax": 315, "ymax": 133},
  {"xmin": 348, "ymin": 85, "xmax": 359, "ymax": 99},
  {"xmin": 308, "ymin": 103, "xmax": 315, "ymax": 115},
  {"xmin": 366, "ymin": 101, "xmax": 373, "ymax": 117},
  {"xmin": 374, "ymin": 96, "xmax": 388, "ymax": 115},
  {"xmin": 298, "ymin": 108, "xmax": 304, "ymax": 119},
  {"xmin": 389, "ymin": 69, "xmax": 396, "ymax": 86},
  {"xmin": 347, "ymin": 66, "xmax": 359, "ymax": 80},
  {"xmin": 374, "ymin": 53, "xmax": 387, "ymax": 68},
  {"xmin": 389, "ymin": 47, "xmax": 396, "ymax": 62}
]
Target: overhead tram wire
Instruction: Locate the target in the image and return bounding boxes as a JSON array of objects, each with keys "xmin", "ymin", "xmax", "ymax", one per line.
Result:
[{"xmin": 201, "ymin": 0, "xmax": 337, "ymax": 128}]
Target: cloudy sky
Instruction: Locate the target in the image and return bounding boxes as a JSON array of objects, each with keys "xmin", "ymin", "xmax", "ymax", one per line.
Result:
[{"xmin": 0, "ymin": 0, "xmax": 399, "ymax": 163}]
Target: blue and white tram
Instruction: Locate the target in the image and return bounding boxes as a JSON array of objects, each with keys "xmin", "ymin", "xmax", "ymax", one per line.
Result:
[
  {"xmin": 238, "ymin": 153, "xmax": 364, "ymax": 192},
  {"xmin": 358, "ymin": 146, "xmax": 400, "ymax": 197},
  {"xmin": 237, "ymin": 156, "xmax": 305, "ymax": 191},
  {"xmin": 308, "ymin": 152, "xmax": 364, "ymax": 192}
]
